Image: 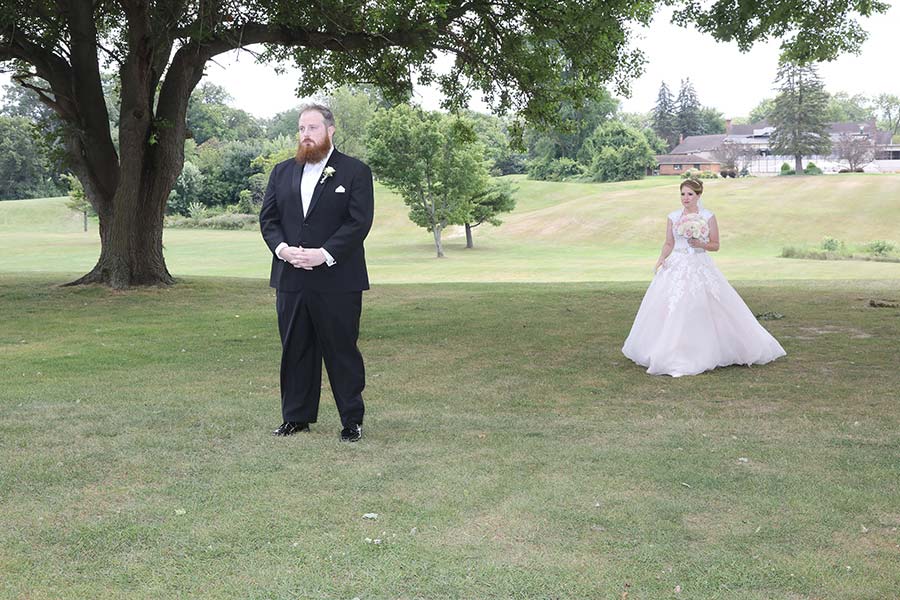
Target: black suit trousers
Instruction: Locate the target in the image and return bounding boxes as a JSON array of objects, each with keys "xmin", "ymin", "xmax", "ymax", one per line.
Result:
[{"xmin": 276, "ymin": 288, "xmax": 365, "ymax": 427}]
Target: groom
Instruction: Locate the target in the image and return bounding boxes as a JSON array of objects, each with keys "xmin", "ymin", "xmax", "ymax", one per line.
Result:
[{"xmin": 259, "ymin": 104, "xmax": 374, "ymax": 442}]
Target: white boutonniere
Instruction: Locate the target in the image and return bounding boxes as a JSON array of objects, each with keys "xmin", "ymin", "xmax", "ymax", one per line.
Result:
[{"xmin": 319, "ymin": 166, "xmax": 336, "ymax": 185}]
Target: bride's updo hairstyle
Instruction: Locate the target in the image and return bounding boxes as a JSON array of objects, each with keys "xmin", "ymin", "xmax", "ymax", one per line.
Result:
[{"xmin": 680, "ymin": 178, "xmax": 703, "ymax": 195}]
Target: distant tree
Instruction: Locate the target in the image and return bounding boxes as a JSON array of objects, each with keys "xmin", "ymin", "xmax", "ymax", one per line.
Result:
[
  {"xmin": 769, "ymin": 61, "xmax": 832, "ymax": 173},
  {"xmin": 824, "ymin": 91, "xmax": 874, "ymax": 122},
  {"xmin": 874, "ymin": 94, "xmax": 900, "ymax": 139},
  {"xmin": 713, "ymin": 141, "xmax": 755, "ymax": 173},
  {"xmin": 463, "ymin": 179, "xmax": 517, "ymax": 248},
  {"xmin": 582, "ymin": 121, "xmax": 655, "ymax": 182},
  {"xmin": 467, "ymin": 111, "xmax": 527, "ymax": 175},
  {"xmin": 651, "ymin": 82, "xmax": 678, "ymax": 149},
  {"xmin": 698, "ymin": 106, "xmax": 726, "ymax": 134},
  {"xmin": 63, "ymin": 173, "xmax": 94, "ymax": 231},
  {"xmin": 0, "ymin": 115, "xmax": 61, "ymax": 199},
  {"xmin": 675, "ymin": 78, "xmax": 702, "ymax": 139},
  {"xmin": 749, "ymin": 98, "xmax": 776, "ymax": 123},
  {"xmin": 642, "ymin": 127, "xmax": 669, "ymax": 155},
  {"xmin": 265, "ymin": 108, "xmax": 304, "ymax": 140},
  {"xmin": 526, "ymin": 89, "xmax": 619, "ymax": 177},
  {"xmin": 835, "ymin": 132, "xmax": 875, "ymax": 170},
  {"xmin": 367, "ymin": 106, "xmax": 486, "ymax": 257},
  {"xmin": 166, "ymin": 161, "xmax": 204, "ymax": 216},
  {"xmin": 192, "ymin": 138, "xmax": 266, "ymax": 207},
  {"xmin": 187, "ymin": 83, "xmax": 263, "ymax": 144},
  {"xmin": 326, "ymin": 86, "xmax": 381, "ymax": 160}
]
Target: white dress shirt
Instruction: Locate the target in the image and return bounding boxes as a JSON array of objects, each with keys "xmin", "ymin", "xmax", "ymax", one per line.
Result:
[{"xmin": 275, "ymin": 147, "xmax": 336, "ymax": 266}]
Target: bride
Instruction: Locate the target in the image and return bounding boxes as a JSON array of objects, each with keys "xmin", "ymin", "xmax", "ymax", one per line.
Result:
[{"xmin": 622, "ymin": 178, "xmax": 786, "ymax": 377}]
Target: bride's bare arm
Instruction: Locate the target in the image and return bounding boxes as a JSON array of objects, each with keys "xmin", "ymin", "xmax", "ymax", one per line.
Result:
[{"xmin": 655, "ymin": 219, "xmax": 675, "ymax": 270}]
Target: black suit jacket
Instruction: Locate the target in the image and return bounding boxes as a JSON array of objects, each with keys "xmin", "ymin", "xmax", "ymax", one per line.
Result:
[{"xmin": 260, "ymin": 150, "xmax": 374, "ymax": 292}]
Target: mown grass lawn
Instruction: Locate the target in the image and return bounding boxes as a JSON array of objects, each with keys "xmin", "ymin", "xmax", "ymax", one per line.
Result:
[{"xmin": 2, "ymin": 275, "xmax": 899, "ymax": 599}]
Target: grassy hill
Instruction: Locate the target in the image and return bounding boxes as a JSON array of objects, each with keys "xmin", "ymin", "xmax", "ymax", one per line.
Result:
[{"xmin": 1, "ymin": 174, "xmax": 899, "ymax": 282}]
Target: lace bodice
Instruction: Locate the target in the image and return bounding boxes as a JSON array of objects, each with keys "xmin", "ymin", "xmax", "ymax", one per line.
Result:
[{"xmin": 669, "ymin": 208, "xmax": 714, "ymax": 250}]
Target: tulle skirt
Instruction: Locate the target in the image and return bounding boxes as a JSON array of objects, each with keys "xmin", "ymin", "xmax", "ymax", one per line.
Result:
[{"xmin": 622, "ymin": 250, "xmax": 786, "ymax": 377}]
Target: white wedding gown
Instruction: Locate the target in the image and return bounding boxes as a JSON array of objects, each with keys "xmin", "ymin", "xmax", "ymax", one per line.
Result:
[{"xmin": 622, "ymin": 208, "xmax": 786, "ymax": 377}]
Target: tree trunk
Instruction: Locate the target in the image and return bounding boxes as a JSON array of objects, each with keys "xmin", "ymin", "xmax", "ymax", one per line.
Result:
[
  {"xmin": 433, "ymin": 226, "xmax": 445, "ymax": 258},
  {"xmin": 82, "ymin": 211, "xmax": 88, "ymax": 232},
  {"xmin": 465, "ymin": 223, "xmax": 473, "ymax": 248},
  {"xmin": 795, "ymin": 154, "xmax": 803, "ymax": 174},
  {"xmin": 66, "ymin": 181, "xmax": 174, "ymax": 288}
]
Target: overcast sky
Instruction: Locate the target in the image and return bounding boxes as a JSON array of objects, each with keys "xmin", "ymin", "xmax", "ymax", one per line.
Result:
[{"xmin": 2, "ymin": 1, "xmax": 897, "ymax": 120}]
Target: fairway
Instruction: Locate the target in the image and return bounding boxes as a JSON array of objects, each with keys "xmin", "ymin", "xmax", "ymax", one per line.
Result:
[{"xmin": 1, "ymin": 175, "xmax": 899, "ymax": 283}]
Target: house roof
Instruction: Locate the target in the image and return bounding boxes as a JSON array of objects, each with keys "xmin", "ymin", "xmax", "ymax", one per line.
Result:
[
  {"xmin": 727, "ymin": 120, "xmax": 771, "ymax": 135},
  {"xmin": 670, "ymin": 119, "xmax": 893, "ymax": 156},
  {"xmin": 669, "ymin": 134, "xmax": 727, "ymax": 154},
  {"xmin": 656, "ymin": 154, "xmax": 721, "ymax": 165}
]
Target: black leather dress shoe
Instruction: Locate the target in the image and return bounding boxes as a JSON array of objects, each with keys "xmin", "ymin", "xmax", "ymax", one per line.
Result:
[
  {"xmin": 272, "ymin": 421, "xmax": 310, "ymax": 436},
  {"xmin": 340, "ymin": 423, "xmax": 362, "ymax": 442}
]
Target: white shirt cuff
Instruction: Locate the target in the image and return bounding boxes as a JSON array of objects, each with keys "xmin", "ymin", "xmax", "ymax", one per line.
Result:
[
  {"xmin": 275, "ymin": 242, "xmax": 289, "ymax": 261},
  {"xmin": 321, "ymin": 248, "xmax": 336, "ymax": 266}
]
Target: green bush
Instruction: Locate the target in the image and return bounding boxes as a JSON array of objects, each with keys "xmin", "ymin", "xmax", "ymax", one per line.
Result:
[
  {"xmin": 526, "ymin": 156, "xmax": 583, "ymax": 181},
  {"xmin": 166, "ymin": 213, "xmax": 258, "ymax": 230},
  {"xmin": 804, "ymin": 162, "xmax": 823, "ymax": 175},
  {"xmin": 681, "ymin": 169, "xmax": 718, "ymax": 180},
  {"xmin": 866, "ymin": 240, "xmax": 896, "ymax": 256},
  {"xmin": 187, "ymin": 201, "xmax": 208, "ymax": 220},
  {"xmin": 821, "ymin": 237, "xmax": 844, "ymax": 252}
]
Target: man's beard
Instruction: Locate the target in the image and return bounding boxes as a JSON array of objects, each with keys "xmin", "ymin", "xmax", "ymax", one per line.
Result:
[{"xmin": 295, "ymin": 136, "xmax": 331, "ymax": 164}]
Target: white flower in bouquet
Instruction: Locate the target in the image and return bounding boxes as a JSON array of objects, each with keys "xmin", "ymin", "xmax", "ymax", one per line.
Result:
[{"xmin": 675, "ymin": 213, "xmax": 709, "ymax": 241}]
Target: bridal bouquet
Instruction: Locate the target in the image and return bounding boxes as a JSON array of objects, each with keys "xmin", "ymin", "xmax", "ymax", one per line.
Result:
[{"xmin": 675, "ymin": 213, "xmax": 709, "ymax": 241}]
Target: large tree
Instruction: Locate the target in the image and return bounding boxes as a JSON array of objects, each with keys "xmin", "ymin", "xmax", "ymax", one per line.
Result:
[
  {"xmin": 769, "ymin": 61, "xmax": 832, "ymax": 173},
  {"xmin": 1, "ymin": 0, "xmax": 888, "ymax": 287}
]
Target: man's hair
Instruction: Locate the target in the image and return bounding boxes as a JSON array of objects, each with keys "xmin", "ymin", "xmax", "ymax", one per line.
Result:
[
  {"xmin": 680, "ymin": 178, "xmax": 703, "ymax": 195},
  {"xmin": 299, "ymin": 103, "xmax": 335, "ymax": 128}
]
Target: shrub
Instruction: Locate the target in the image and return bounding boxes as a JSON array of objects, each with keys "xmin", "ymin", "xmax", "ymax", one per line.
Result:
[
  {"xmin": 804, "ymin": 162, "xmax": 823, "ymax": 175},
  {"xmin": 166, "ymin": 213, "xmax": 258, "ymax": 230},
  {"xmin": 866, "ymin": 240, "xmax": 896, "ymax": 256},
  {"xmin": 197, "ymin": 214, "xmax": 258, "ymax": 230},
  {"xmin": 526, "ymin": 156, "xmax": 582, "ymax": 181},
  {"xmin": 236, "ymin": 190, "xmax": 257, "ymax": 214},
  {"xmin": 780, "ymin": 162, "xmax": 792, "ymax": 173},
  {"xmin": 681, "ymin": 169, "xmax": 718, "ymax": 180},
  {"xmin": 187, "ymin": 201, "xmax": 208, "ymax": 220},
  {"xmin": 720, "ymin": 168, "xmax": 737, "ymax": 178},
  {"xmin": 821, "ymin": 237, "xmax": 844, "ymax": 252}
]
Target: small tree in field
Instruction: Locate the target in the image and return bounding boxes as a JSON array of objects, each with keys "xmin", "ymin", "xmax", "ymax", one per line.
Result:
[
  {"xmin": 464, "ymin": 180, "xmax": 517, "ymax": 249},
  {"xmin": 367, "ymin": 106, "xmax": 485, "ymax": 257},
  {"xmin": 63, "ymin": 173, "xmax": 94, "ymax": 232}
]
